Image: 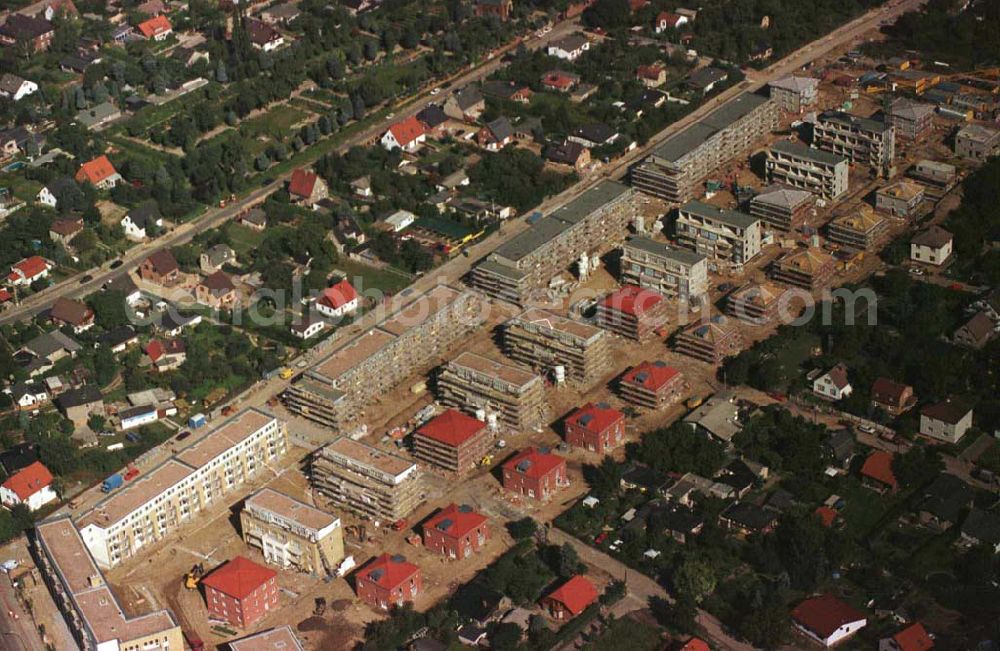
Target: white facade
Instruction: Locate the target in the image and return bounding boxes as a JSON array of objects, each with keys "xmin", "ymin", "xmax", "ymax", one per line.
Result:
[
  {"xmin": 120, "ymin": 407, "xmax": 159, "ymax": 430},
  {"xmin": 120, "ymin": 214, "xmax": 161, "ymax": 241},
  {"xmin": 920, "ymin": 409, "xmax": 973, "ymax": 444},
  {"xmin": 812, "ymin": 371, "xmax": 852, "ymax": 400},
  {"xmin": 380, "ymin": 129, "xmax": 425, "ymax": 152},
  {"xmin": 0, "ymin": 78, "xmax": 38, "ymax": 101},
  {"xmin": 0, "ymin": 483, "xmax": 56, "ymax": 511},
  {"xmin": 316, "ymin": 296, "xmax": 358, "ymax": 319},
  {"xmin": 37, "ymin": 186, "xmax": 57, "ymax": 208},
  {"xmin": 291, "ymin": 319, "xmax": 326, "ymax": 339},
  {"xmin": 910, "ymin": 240, "xmax": 951, "ymax": 266},
  {"xmin": 547, "ymin": 41, "xmax": 590, "ymax": 61},
  {"xmin": 383, "ymin": 209, "xmax": 416, "ymax": 232},
  {"xmin": 796, "ymin": 618, "xmax": 867, "ymax": 647},
  {"xmin": 11, "ymin": 387, "xmax": 48, "ymax": 409}
]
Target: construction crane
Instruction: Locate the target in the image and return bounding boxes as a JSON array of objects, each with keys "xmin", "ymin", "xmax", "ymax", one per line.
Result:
[{"xmin": 184, "ymin": 563, "xmax": 205, "ymax": 590}]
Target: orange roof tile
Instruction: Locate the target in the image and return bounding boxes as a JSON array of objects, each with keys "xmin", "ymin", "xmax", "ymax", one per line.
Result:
[
  {"xmin": 543, "ymin": 575, "xmax": 598, "ymax": 616},
  {"xmin": 201, "ymin": 556, "xmax": 276, "ymax": 600},
  {"xmin": 2, "ymin": 461, "xmax": 53, "ymax": 501},
  {"xmin": 75, "ymin": 155, "xmax": 118, "ymax": 185},
  {"xmin": 416, "ymin": 409, "xmax": 486, "ymax": 448}
]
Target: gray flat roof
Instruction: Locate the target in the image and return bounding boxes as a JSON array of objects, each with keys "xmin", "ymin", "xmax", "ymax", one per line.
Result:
[
  {"xmin": 477, "ymin": 256, "xmax": 527, "ymax": 280},
  {"xmin": 548, "ymin": 180, "xmax": 630, "ymax": 225},
  {"xmin": 493, "ymin": 217, "xmax": 571, "ymax": 262},
  {"xmin": 819, "ymin": 110, "xmax": 889, "ymax": 134},
  {"xmin": 649, "ymin": 92, "xmax": 771, "ymax": 163},
  {"xmin": 771, "ymin": 139, "xmax": 847, "ymax": 166},
  {"xmin": 625, "ymin": 235, "xmax": 706, "ymax": 266},
  {"xmin": 679, "ymin": 200, "xmax": 759, "ymax": 229}
]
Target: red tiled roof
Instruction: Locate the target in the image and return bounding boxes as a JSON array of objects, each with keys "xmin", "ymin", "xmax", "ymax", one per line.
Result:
[
  {"xmin": 288, "ymin": 168, "xmax": 318, "ymax": 198},
  {"xmin": 566, "ymin": 402, "xmax": 623, "ymax": 434},
  {"xmin": 792, "ymin": 594, "xmax": 865, "ymax": 641},
  {"xmin": 12, "ymin": 255, "xmax": 49, "ymax": 280},
  {"xmin": 543, "ymin": 575, "xmax": 598, "ymax": 616},
  {"xmin": 50, "ymin": 218, "xmax": 83, "ymax": 237},
  {"xmin": 871, "ymin": 377, "xmax": 910, "ymax": 405},
  {"xmin": 318, "ymin": 279, "xmax": 357, "ymax": 310},
  {"xmin": 417, "ymin": 409, "xmax": 486, "ymax": 448},
  {"xmin": 861, "ymin": 450, "xmax": 898, "ymax": 491},
  {"xmin": 1, "ymin": 461, "xmax": 53, "ymax": 501},
  {"xmin": 145, "ymin": 338, "xmax": 184, "ymax": 362},
  {"xmin": 202, "ymin": 556, "xmax": 276, "ymax": 600},
  {"xmin": 636, "ymin": 64, "xmax": 664, "ymax": 80},
  {"xmin": 75, "ymin": 155, "xmax": 118, "ymax": 185},
  {"xmin": 621, "ymin": 361, "xmax": 680, "ymax": 391},
  {"xmin": 0, "ymin": 289, "xmax": 11, "ymax": 303},
  {"xmin": 424, "ymin": 503, "xmax": 487, "ymax": 541},
  {"xmin": 601, "ymin": 285, "xmax": 664, "ymax": 317},
  {"xmin": 814, "ymin": 505, "xmax": 837, "ymax": 528},
  {"xmin": 137, "ymin": 14, "xmax": 171, "ymax": 38},
  {"xmin": 657, "ymin": 11, "xmax": 684, "ymax": 27},
  {"xmin": 145, "ymin": 249, "xmax": 178, "ymax": 275},
  {"xmin": 361, "ymin": 553, "xmax": 420, "ymax": 590},
  {"xmin": 542, "ymin": 72, "xmax": 576, "ymax": 89},
  {"xmin": 892, "ymin": 622, "xmax": 933, "ymax": 651},
  {"xmin": 679, "ymin": 638, "xmax": 711, "ymax": 651},
  {"xmin": 503, "ymin": 447, "xmax": 566, "ymax": 479},
  {"xmin": 386, "ymin": 116, "xmax": 425, "ymax": 148}
]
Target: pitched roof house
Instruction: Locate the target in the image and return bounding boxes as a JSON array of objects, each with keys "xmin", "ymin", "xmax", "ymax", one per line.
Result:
[
  {"xmin": 791, "ymin": 594, "xmax": 867, "ymax": 646},
  {"xmin": 75, "ymin": 155, "xmax": 121, "ymax": 189},
  {"xmin": 288, "ymin": 168, "xmax": 329, "ymax": 206},
  {"xmin": 812, "ymin": 363, "xmax": 852, "ymax": 400},
  {"xmin": 137, "ymin": 15, "xmax": 172, "ymax": 40},
  {"xmin": 49, "ymin": 297, "xmax": 94, "ymax": 333},
  {"xmin": 870, "ymin": 377, "xmax": 916, "ymax": 415},
  {"xmin": 540, "ymin": 576, "xmax": 598, "ymax": 620},
  {"xmin": 315, "ymin": 279, "xmax": 358, "ymax": 319},
  {"xmin": 380, "ymin": 116, "xmax": 427, "ymax": 152},
  {"xmin": 0, "ymin": 461, "xmax": 57, "ymax": 511},
  {"xmin": 861, "ymin": 450, "xmax": 898, "ymax": 494}
]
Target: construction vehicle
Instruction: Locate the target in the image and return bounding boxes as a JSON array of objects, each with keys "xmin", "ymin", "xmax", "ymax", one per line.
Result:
[
  {"xmin": 184, "ymin": 563, "xmax": 205, "ymax": 590},
  {"xmin": 685, "ymin": 396, "xmax": 704, "ymax": 410},
  {"xmin": 279, "ymin": 367, "xmax": 293, "ymax": 380},
  {"xmin": 480, "ymin": 454, "xmax": 494, "ymax": 467},
  {"xmin": 390, "ymin": 518, "xmax": 408, "ymax": 532},
  {"xmin": 314, "ymin": 597, "xmax": 327, "ymax": 616}
]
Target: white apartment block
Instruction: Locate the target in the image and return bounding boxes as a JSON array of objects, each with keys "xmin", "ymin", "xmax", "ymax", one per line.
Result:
[
  {"xmin": 76, "ymin": 408, "xmax": 287, "ymax": 569},
  {"xmin": 768, "ymin": 76, "xmax": 819, "ymax": 113},
  {"xmin": 675, "ymin": 201, "xmax": 762, "ymax": 271},
  {"xmin": 620, "ymin": 234, "xmax": 709, "ymax": 299}
]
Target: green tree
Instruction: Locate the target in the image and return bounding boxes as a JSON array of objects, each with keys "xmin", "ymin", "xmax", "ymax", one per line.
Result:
[{"xmin": 673, "ymin": 558, "xmax": 717, "ymax": 603}]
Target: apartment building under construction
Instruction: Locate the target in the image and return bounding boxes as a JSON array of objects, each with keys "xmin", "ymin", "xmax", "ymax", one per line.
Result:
[
  {"xmin": 502, "ymin": 308, "xmax": 611, "ymax": 387},
  {"xmin": 725, "ymin": 282, "xmax": 790, "ymax": 324},
  {"xmin": 813, "ymin": 111, "xmax": 895, "ymax": 177},
  {"xmin": 596, "ymin": 285, "xmax": 670, "ymax": 340},
  {"xmin": 240, "ymin": 488, "xmax": 345, "ymax": 577},
  {"xmin": 620, "ymin": 235, "xmax": 709, "ymax": 300},
  {"xmin": 468, "ymin": 181, "xmax": 636, "ymax": 305},
  {"xmin": 311, "ymin": 437, "xmax": 424, "ymax": 523},
  {"xmin": 826, "ymin": 206, "xmax": 889, "ymax": 250},
  {"xmin": 75, "ymin": 408, "xmax": 287, "ymax": 569},
  {"xmin": 283, "ymin": 284, "xmax": 483, "ymax": 429},
  {"xmin": 749, "ymin": 185, "xmax": 814, "ymax": 232},
  {"xmin": 436, "ymin": 352, "xmax": 547, "ymax": 431},
  {"xmin": 766, "ymin": 140, "xmax": 849, "ymax": 200},
  {"xmin": 673, "ymin": 315, "xmax": 745, "ymax": 364},
  {"xmin": 771, "ymin": 246, "xmax": 836, "ymax": 291},
  {"xmin": 675, "ymin": 201, "xmax": 762, "ymax": 271},
  {"xmin": 631, "ymin": 92, "xmax": 778, "ymax": 203}
]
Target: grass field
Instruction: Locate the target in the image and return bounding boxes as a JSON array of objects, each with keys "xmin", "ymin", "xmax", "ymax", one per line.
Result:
[
  {"xmin": 239, "ymin": 105, "xmax": 310, "ymax": 139},
  {"xmin": 336, "ymin": 258, "xmax": 413, "ymax": 295},
  {"xmin": 223, "ymin": 221, "xmax": 266, "ymax": 257}
]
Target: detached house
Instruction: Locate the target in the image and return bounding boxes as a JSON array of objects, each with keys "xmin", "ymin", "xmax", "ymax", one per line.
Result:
[
  {"xmin": 792, "ymin": 594, "xmax": 867, "ymax": 647},
  {"xmin": 422, "ymin": 504, "xmax": 489, "ymax": 560},
  {"xmin": 49, "ymin": 297, "xmax": 94, "ymax": 333},
  {"xmin": 8, "ymin": 381, "xmax": 49, "ymax": 411},
  {"xmin": 288, "ymin": 168, "xmax": 329, "ymax": 206},
  {"xmin": 139, "ymin": 249, "xmax": 180, "ymax": 285},
  {"xmin": 196, "ymin": 271, "xmax": 237, "ymax": 310},
  {"xmin": 477, "ymin": 117, "xmax": 513, "ymax": 151},
  {"xmin": 502, "ymin": 448, "xmax": 568, "ymax": 501},
  {"xmin": 474, "ymin": 0, "xmax": 512, "ymax": 20},
  {"xmin": 49, "ymin": 218, "xmax": 83, "ymax": 245},
  {"xmin": 0, "ymin": 461, "xmax": 57, "ymax": 511},
  {"xmin": 145, "ymin": 338, "xmax": 186, "ymax": 371},
  {"xmin": 564, "ymin": 402, "xmax": 625, "ymax": 454},
  {"xmin": 870, "ymin": 378, "xmax": 915, "ymax": 415},
  {"xmin": 315, "ymin": 278, "xmax": 358, "ymax": 319},
  {"xmin": 861, "ymin": 450, "xmax": 898, "ymax": 494},
  {"xmin": 355, "ymin": 554, "xmax": 422, "ymax": 611},
  {"xmin": 75, "ymin": 155, "xmax": 122, "ymax": 190},
  {"xmin": 919, "ymin": 401, "xmax": 973, "ymax": 444},
  {"xmin": 121, "ymin": 202, "xmax": 162, "ymax": 240},
  {"xmin": 879, "ymin": 622, "xmax": 934, "ymax": 651},
  {"xmin": 636, "ymin": 64, "xmax": 667, "ymax": 88},
  {"xmin": 546, "ymin": 33, "xmax": 590, "ymax": 61},
  {"xmin": 812, "ymin": 363, "xmax": 852, "ymax": 401},
  {"xmin": 0, "ymin": 73, "xmax": 39, "ymax": 101},
  {"xmin": 540, "ymin": 576, "xmax": 598, "ymax": 620},
  {"xmin": 953, "ymin": 311, "xmax": 995, "ymax": 350},
  {"xmin": 380, "ymin": 116, "xmax": 426, "ymax": 152},
  {"xmin": 655, "ymin": 11, "xmax": 688, "ymax": 33},
  {"xmin": 199, "ymin": 244, "xmax": 236, "ymax": 274},
  {"xmin": 910, "ymin": 226, "xmax": 952, "ymax": 266},
  {"xmin": 8, "ymin": 255, "xmax": 51, "ymax": 286},
  {"xmin": 246, "ymin": 18, "xmax": 284, "ymax": 51},
  {"xmin": 0, "ymin": 14, "xmax": 55, "ymax": 52},
  {"xmin": 544, "ymin": 140, "xmax": 590, "ymax": 171},
  {"xmin": 137, "ymin": 15, "xmax": 172, "ymax": 41},
  {"xmin": 443, "ymin": 86, "xmax": 485, "ymax": 122}
]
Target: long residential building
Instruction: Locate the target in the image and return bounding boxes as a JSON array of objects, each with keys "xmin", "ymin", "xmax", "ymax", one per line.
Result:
[
  {"xmin": 768, "ymin": 76, "xmax": 819, "ymax": 113},
  {"xmin": 620, "ymin": 234, "xmax": 709, "ymax": 299},
  {"xmin": 436, "ymin": 352, "xmax": 547, "ymax": 431},
  {"xmin": 311, "ymin": 437, "xmax": 424, "ymax": 522},
  {"xmin": 35, "ymin": 516, "xmax": 184, "ymax": 651},
  {"xmin": 283, "ymin": 284, "xmax": 483, "ymax": 429},
  {"xmin": 675, "ymin": 201, "xmax": 762, "ymax": 271},
  {"xmin": 749, "ymin": 185, "xmax": 814, "ymax": 232},
  {"xmin": 468, "ymin": 181, "xmax": 636, "ymax": 304},
  {"xmin": 502, "ymin": 308, "xmax": 611, "ymax": 387},
  {"xmin": 631, "ymin": 92, "xmax": 778, "ymax": 203},
  {"xmin": 240, "ymin": 488, "xmax": 345, "ymax": 576},
  {"xmin": 813, "ymin": 111, "xmax": 895, "ymax": 176},
  {"xmin": 766, "ymin": 140, "xmax": 849, "ymax": 200},
  {"xmin": 75, "ymin": 408, "xmax": 287, "ymax": 569}
]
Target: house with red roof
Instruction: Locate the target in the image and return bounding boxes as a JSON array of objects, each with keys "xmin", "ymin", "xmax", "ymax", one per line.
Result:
[
  {"xmin": 145, "ymin": 338, "xmax": 186, "ymax": 372},
  {"xmin": 814, "ymin": 505, "xmax": 838, "ymax": 528},
  {"xmin": 288, "ymin": 168, "xmax": 328, "ymax": 207},
  {"xmin": 655, "ymin": 11, "xmax": 688, "ymax": 33},
  {"xmin": 540, "ymin": 575, "xmax": 598, "ymax": 620},
  {"xmin": 880, "ymin": 622, "xmax": 934, "ymax": 651},
  {"xmin": 422, "ymin": 503, "xmax": 489, "ymax": 560},
  {"xmin": 502, "ymin": 447, "xmax": 568, "ymax": 501},
  {"xmin": 380, "ymin": 116, "xmax": 426, "ymax": 152},
  {"xmin": 315, "ymin": 279, "xmax": 358, "ymax": 319},
  {"xmin": 0, "ymin": 460, "xmax": 56, "ymax": 511},
  {"xmin": 541, "ymin": 70, "xmax": 580, "ymax": 92},
  {"xmin": 595, "ymin": 285, "xmax": 668, "ymax": 340},
  {"xmin": 564, "ymin": 402, "xmax": 625, "ymax": 454},
  {"xmin": 202, "ymin": 556, "xmax": 279, "ymax": 628},
  {"xmin": 136, "ymin": 14, "xmax": 172, "ymax": 40},
  {"xmin": 791, "ymin": 593, "xmax": 867, "ymax": 646},
  {"xmin": 861, "ymin": 450, "xmax": 899, "ymax": 494},
  {"xmin": 619, "ymin": 360, "xmax": 685, "ymax": 409},
  {"xmin": 636, "ymin": 63, "xmax": 667, "ymax": 88},
  {"xmin": 8, "ymin": 255, "xmax": 51, "ymax": 286},
  {"xmin": 812, "ymin": 362, "xmax": 853, "ymax": 401},
  {"xmin": 74, "ymin": 155, "xmax": 121, "ymax": 189},
  {"xmin": 678, "ymin": 638, "xmax": 710, "ymax": 651},
  {"xmin": 355, "ymin": 553, "xmax": 422, "ymax": 610},
  {"xmin": 413, "ymin": 409, "xmax": 489, "ymax": 474},
  {"xmin": 871, "ymin": 377, "xmax": 916, "ymax": 415}
]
